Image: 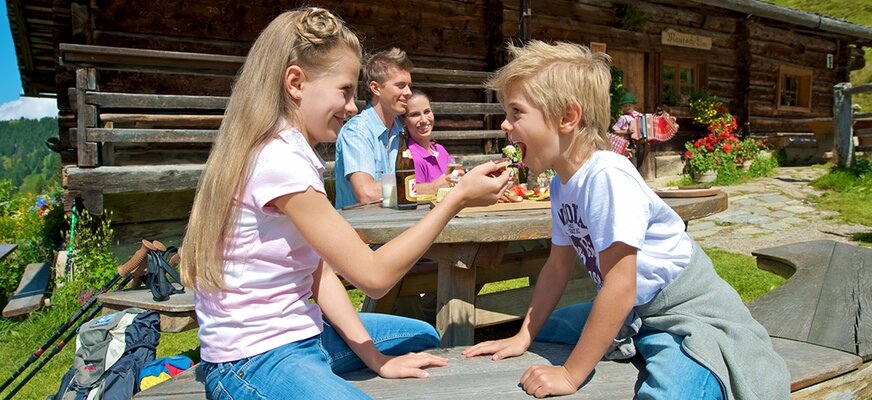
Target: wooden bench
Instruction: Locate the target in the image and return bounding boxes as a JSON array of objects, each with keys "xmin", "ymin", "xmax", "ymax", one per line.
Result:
[
  {"xmin": 133, "ymin": 337, "xmax": 866, "ymax": 399},
  {"xmin": 59, "ymin": 44, "xmax": 506, "ymax": 214},
  {"xmin": 133, "ymin": 239, "xmax": 872, "ymax": 399},
  {"xmin": 747, "ymin": 240, "xmax": 872, "ymax": 361},
  {"xmin": 2, "ymin": 262, "xmax": 51, "ymax": 318}
]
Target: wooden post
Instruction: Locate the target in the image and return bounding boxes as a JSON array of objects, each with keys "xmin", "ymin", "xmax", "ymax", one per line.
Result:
[
  {"xmin": 76, "ymin": 68, "xmax": 98, "ymax": 167},
  {"xmin": 519, "ymin": 0, "xmax": 531, "ymax": 43},
  {"xmin": 833, "ymin": 83, "xmax": 853, "ymax": 168}
]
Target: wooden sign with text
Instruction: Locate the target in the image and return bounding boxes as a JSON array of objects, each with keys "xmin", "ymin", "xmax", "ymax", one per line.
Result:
[{"xmin": 661, "ymin": 29, "xmax": 712, "ymax": 50}]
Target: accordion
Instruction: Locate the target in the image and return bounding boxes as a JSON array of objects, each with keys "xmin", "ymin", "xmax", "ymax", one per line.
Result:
[{"xmin": 632, "ymin": 113, "xmax": 679, "ymax": 144}]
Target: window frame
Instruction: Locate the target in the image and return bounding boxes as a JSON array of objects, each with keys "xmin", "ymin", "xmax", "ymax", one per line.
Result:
[
  {"xmin": 776, "ymin": 65, "xmax": 813, "ymax": 113},
  {"xmin": 660, "ymin": 59, "xmax": 703, "ymax": 107}
]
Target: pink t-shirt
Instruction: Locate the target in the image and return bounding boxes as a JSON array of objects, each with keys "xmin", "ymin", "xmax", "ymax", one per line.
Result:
[
  {"xmin": 408, "ymin": 140, "xmax": 450, "ymax": 183},
  {"xmin": 195, "ymin": 127, "xmax": 325, "ymax": 363}
]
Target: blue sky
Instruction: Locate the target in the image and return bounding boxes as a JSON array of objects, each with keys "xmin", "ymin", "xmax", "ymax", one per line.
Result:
[{"xmin": 0, "ymin": 1, "xmax": 58, "ymax": 120}]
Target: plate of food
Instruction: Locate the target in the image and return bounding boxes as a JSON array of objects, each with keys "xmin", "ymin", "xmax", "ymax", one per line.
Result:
[{"xmin": 653, "ymin": 185, "xmax": 720, "ymax": 198}]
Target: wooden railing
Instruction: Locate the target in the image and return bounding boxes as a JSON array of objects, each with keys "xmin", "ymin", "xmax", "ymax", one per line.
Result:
[
  {"xmin": 59, "ymin": 44, "xmax": 506, "ymax": 213},
  {"xmin": 833, "ymin": 82, "xmax": 872, "ymax": 167}
]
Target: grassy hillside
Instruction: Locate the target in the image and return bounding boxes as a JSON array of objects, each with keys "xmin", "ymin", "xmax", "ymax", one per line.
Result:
[
  {"xmin": 766, "ymin": 0, "xmax": 872, "ymax": 111},
  {"xmin": 0, "ymin": 117, "xmax": 60, "ymax": 194}
]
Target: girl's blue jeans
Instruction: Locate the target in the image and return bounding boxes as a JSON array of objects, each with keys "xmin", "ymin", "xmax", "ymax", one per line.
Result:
[
  {"xmin": 536, "ymin": 302, "xmax": 725, "ymax": 400},
  {"xmin": 201, "ymin": 313, "xmax": 439, "ymax": 399}
]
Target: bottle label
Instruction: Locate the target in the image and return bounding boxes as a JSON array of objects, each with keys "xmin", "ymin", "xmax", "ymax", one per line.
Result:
[{"xmin": 404, "ymin": 174, "xmax": 417, "ymax": 199}]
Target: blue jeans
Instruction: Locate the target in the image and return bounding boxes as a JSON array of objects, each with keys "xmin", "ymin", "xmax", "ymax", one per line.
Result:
[
  {"xmin": 536, "ymin": 302, "xmax": 724, "ymax": 400},
  {"xmin": 201, "ymin": 313, "xmax": 440, "ymax": 399}
]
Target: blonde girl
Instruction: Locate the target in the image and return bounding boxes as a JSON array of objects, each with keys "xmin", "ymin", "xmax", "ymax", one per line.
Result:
[{"xmin": 181, "ymin": 8, "xmax": 510, "ymax": 399}]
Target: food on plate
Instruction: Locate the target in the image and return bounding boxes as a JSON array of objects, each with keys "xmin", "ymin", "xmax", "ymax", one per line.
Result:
[{"xmin": 499, "ymin": 185, "xmax": 549, "ymax": 202}]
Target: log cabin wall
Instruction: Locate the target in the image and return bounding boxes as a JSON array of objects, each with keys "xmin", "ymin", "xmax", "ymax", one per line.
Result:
[
  {"xmin": 521, "ymin": 0, "xmax": 864, "ymax": 152},
  {"xmin": 56, "ymin": 0, "xmax": 501, "ymax": 168}
]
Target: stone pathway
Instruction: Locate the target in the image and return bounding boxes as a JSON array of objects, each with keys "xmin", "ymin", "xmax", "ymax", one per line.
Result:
[{"xmin": 680, "ymin": 166, "xmax": 869, "ymax": 255}]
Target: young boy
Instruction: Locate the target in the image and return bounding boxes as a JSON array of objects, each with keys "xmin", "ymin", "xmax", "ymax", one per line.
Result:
[{"xmin": 462, "ymin": 41, "xmax": 790, "ymax": 399}]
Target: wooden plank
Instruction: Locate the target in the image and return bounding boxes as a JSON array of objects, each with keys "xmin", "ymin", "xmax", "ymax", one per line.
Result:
[
  {"xmin": 431, "ymin": 102, "xmax": 504, "ymax": 115},
  {"xmin": 64, "ymin": 164, "xmax": 204, "ymax": 194},
  {"xmin": 85, "ymin": 92, "xmax": 229, "ymax": 110},
  {"xmin": 773, "ymin": 337, "xmax": 862, "ymax": 391},
  {"xmin": 791, "ymin": 360, "xmax": 872, "ymax": 399},
  {"xmin": 99, "ymin": 113, "xmax": 223, "ymax": 129},
  {"xmin": 455, "ymin": 200, "xmax": 551, "ymax": 215},
  {"xmin": 2, "ymin": 262, "xmax": 51, "ymax": 318},
  {"xmin": 0, "ymin": 243, "xmax": 17, "ymax": 262},
  {"xmin": 808, "ymin": 242, "xmax": 871, "ymax": 359},
  {"xmin": 431, "ymin": 130, "xmax": 504, "ymax": 140},
  {"xmin": 748, "ymin": 241, "xmax": 835, "ymax": 341},
  {"xmin": 86, "ymin": 128, "xmax": 217, "ymax": 143}
]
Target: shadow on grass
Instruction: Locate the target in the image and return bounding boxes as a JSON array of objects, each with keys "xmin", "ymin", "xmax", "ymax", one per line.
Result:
[{"xmin": 850, "ymin": 231, "xmax": 872, "ymax": 246}]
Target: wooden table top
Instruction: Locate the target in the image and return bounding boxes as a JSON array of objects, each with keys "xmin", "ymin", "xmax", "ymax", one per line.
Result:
[{"xmin": 340, "ymin": 191, "xmax": 728, "ymax": 244}]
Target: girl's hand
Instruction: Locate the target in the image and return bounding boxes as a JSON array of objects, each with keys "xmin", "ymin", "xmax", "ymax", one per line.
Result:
[
  {"xmin": 448, "ymin": 160, "xmax": 511, "ymax": 208},
  {"xmin": 461, "ymin": 333, "xmax": 530, "ymax": 361},
  {"xmin": 373, "ymin": 352, "xmax": 448, "ymax": 379},
  {"xmin": 520, "ymin": 365, "xmax": 580, "ymax": 398}
]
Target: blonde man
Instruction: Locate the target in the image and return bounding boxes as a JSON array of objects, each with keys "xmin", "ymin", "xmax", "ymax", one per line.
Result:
[
  {"xmin": 334, "ymin": 48, "xmax": 413, "ymax": 209},
  {"xmin": 463, "ymin": 40, "xmax": 789, "ymax": 399}
]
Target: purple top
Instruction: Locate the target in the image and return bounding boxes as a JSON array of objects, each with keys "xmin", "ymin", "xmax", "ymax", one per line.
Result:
[{"xmin": 408, "ymin": 140, "xmax": 450, "ymax": 183}]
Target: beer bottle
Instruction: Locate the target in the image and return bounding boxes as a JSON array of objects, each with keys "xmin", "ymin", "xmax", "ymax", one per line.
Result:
[{"xmin": 395, "ymin": 130, "xmax": 417, "ymax": 210}]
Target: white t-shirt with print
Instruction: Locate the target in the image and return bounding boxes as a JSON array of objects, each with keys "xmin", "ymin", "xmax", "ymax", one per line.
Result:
[
  {"xmin": 196, "ymin": 127, "xmax": 326, "ymax": 363},
  {"xmin": 550, "ymin": 150, "xmax": 693, "ymax": 305}
]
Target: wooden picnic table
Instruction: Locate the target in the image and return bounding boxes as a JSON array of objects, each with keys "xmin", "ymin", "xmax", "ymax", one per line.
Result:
[{"xmin": 340, "ymin": 191, "xmax": 728, "ymax": 347}]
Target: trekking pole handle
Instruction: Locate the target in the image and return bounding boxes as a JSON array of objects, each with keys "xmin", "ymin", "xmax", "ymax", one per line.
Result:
[{"xmin": 117, "ymin": 240, "xmax": 151, "ymax": 277}]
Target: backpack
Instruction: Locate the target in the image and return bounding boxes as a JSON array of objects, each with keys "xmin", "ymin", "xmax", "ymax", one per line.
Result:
[
  {"xmin": 53, "ymin": 309, "xmax": 160, "ymax": 400},
  {"xmin": 144, "ymin": 246, "xmax": 184, "ymax": 302}
]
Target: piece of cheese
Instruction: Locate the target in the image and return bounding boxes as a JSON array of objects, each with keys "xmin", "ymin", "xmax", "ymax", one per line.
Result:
[{"xmin": 436, "ymin": 187, "xmax": 452, "ymax": 203}]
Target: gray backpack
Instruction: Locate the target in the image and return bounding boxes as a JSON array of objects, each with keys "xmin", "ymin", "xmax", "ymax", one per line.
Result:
[{"xmin": 53, "ymin": 308, "xmax": 160, "ymax": 400}]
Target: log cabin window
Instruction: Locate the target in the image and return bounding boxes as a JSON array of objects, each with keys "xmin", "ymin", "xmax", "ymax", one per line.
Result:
[
  {"xmin": 661, "ymin": 60, "xmax": 700, "ymax": 106},
  {"xmin": 777, "ymin": 65, "xmax": 812, "ymax": 112}
]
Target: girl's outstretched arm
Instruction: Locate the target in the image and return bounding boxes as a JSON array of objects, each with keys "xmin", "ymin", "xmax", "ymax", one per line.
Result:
[
  {"xmin": 311, "ymin": 260, "xmax": 447, "ymax": 378},
  {"xmin": 273, "ymin": 160, "xmax": 511, "ymax": 298},
  {"xmin": 519, "ymin": 242, "xmax": 637, "ymax": 398}
]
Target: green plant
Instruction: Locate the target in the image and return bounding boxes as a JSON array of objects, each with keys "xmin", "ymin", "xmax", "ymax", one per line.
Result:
[
  {"xmin": 52, "ymin": 209, "xmax": 118, "ymax": 308},
  {"xmin": 0, "ymin": 188, "xmax": 64, "ymax": 303},
  {"xmin": 688, "ymin": 90, "xmax": 723, "ymax": 126},
  {"xmin": 615, "ymin": 4, "xmax": 646, "ymax": 32},
  {"xmin": 609, "ymin": 66, "xmax": 627, "ymax": 125}
]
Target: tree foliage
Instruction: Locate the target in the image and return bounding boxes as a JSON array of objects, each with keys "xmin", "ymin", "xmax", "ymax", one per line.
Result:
[{"xmin": 0, "ymin": 117, "xmax": 60, "ymax": 194}]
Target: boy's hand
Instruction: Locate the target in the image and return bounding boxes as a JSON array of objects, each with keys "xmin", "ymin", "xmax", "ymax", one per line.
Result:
[
  {"xmin": 373, "ymin": 352, "xmax": 448, "ymax": 379},
  {"xmin": 520, "ymin": 365, "xmax": 580, "ymax": 398},
  {"xmin": 461, "ymin": 334, "xmax": 529, "ymax": 360},
  {"xmin": 448, "ymin": 160, "xmax": 511, "ymax": 208}
]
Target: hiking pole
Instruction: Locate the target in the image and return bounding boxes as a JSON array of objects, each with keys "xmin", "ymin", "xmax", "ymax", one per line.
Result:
[
  {"xmin": 0, "ymin": 299, "xmax": 107, "ymax": 400},
  {"xmin": 0, "ymin": 240, "xmax": 151, "ymax": 396}
]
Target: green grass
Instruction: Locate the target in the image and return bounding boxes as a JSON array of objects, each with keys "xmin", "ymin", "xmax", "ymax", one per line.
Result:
[
  {"xmin": 707, "ymin": 249, "xmax": 786, "ymax": 302},
  {"xmin": 766, "ymin": 0, "xmax": 872, "ymax": 112},
  {"xmin": 808, "ymin": 160, "xmax": 872, "ymax": 244}
]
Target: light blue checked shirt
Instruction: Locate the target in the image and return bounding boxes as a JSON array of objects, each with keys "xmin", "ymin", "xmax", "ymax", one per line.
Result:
[{"xmin": 334, "ymin": 105, "xmax": 402, "ymax": 209}]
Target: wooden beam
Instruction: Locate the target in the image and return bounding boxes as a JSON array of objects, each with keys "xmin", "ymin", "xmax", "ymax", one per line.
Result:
[
  {"xmin": 844, "ymin": 83, "xmax": 872, "ymax": 96},
  {"xmin": 85, "ymin": 92, "xmax": 229, "ymax": 110},
  {"xmin": 64, "ymin": 164, "xmax": 205, "ymax": 194},
  {"xmin": 87, "ymin": 128, "xmax": 217, "ymax": 143}
]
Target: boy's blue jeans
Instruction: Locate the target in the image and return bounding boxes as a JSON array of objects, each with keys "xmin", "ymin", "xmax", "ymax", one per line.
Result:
[
  {"xmin": 536, "ymin": 302, "xmax": 725, "ymax": 400},
  {"xmin": 201, "ymin": 313, "xmax": 439, "ymax": 399}
]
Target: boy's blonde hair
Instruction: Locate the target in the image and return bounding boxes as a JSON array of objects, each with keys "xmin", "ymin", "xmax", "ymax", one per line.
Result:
[
  {"xmin": 363, "ymin": 48, "xmax": 413, "ymax": 101},
  {"xmin": 181, "ymin": 7, "xmax": 361, "ymax": 292},
  {"xmin": 487, "ymin": 40, "xmax": 611, "ymax": 164}
]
